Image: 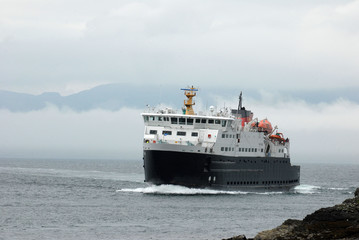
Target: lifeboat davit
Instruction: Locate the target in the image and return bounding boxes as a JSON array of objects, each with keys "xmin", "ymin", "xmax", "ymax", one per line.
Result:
[{"xmin": 258, "ymin": 119, "xmax": 273, "ymax": 134}]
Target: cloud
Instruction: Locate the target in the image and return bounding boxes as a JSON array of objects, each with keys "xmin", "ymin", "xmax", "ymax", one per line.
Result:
[
  {"xmin": 1, "ymin": 0, "xmax": 359, "ymax": 94},
  {"xmin": 0, "ymin": 106, "xmax": 143, "ymax": 160}
]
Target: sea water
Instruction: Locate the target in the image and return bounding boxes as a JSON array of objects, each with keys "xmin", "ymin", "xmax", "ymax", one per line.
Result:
[{"xmin": 0, "ymin": 158, "xmax": 358, "ymax": 240}]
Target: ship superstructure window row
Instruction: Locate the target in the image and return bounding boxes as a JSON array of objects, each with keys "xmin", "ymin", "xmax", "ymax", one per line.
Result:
[
  {"xmin": 237, "ymin": 148, "xmax": 261, "ymax": 152},
  {"xmin": 144, "ymin": 115, "xmax": 228, "ymax": 127},
  {"xmin": 148, "ymin": 130, "xmax": 199, "ymax": 137},
  {"xmin": 221, "ymin": 147, "xmax": 236, "ymax": 151},
  {"xmin": 222, "ymin": 134, "xmax": 236, "ymax": 138}
]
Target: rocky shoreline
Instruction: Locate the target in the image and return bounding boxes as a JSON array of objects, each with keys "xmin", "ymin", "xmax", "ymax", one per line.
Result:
[{"xmin": 224, "ymin": 187, "xmax": 359, "ymax": 240}]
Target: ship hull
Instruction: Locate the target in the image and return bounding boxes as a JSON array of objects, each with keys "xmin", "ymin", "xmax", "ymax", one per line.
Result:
[{"xmin": 144, "ymin": 150, "xmax": 300, "ymax": 190}]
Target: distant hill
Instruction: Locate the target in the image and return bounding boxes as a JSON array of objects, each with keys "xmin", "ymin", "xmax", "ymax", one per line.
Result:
[
  {"xmin": 0, "ymin": 83, "xmax": 256, "ymax": 112},
  {"xmin": 0, "ymin": 84, "xmax": 185, "ymax": 112},
  {"xmin": 1, "ymin": 83, "xmax": 358, "ymax": 112}
]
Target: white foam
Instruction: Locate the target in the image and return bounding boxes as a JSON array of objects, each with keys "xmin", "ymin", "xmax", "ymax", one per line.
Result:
[
  {"xmin": 293, "ymin": 184, "xmax": 321, "ymax": 194},
  {"xmin": 117, "ymin": 184, "xmax": 283, "ymax": 195},
  {"xmin": 327, "ymin": 187, "xmax": 348, "ymax": 191}
]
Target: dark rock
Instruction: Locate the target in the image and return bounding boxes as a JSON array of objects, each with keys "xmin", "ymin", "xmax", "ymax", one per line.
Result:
[
  {"xmin": 224, "ymin": 187, "xmax": 359, "ymax": 240},
  {"xmin": 223, "ymin": 235, "xmax": 247, "ymax": 240}
]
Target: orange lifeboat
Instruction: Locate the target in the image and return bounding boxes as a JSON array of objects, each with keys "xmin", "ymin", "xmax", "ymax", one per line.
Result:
[
  {"xmin": 269, "ymin": 132, "xmax": 285, "ymax": 142},
  {"xmin": 258, "ymin": 119, "xmax": 273, "ymax": 134}
]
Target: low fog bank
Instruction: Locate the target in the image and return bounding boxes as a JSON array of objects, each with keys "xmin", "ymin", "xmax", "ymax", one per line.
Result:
[
  {"xmin": 0, "ymin": 106, "xmax": 143, "ymax": 160},
  {"xmin": 1, "ymin": 98, "xmax": 358, "ymax": 164}
]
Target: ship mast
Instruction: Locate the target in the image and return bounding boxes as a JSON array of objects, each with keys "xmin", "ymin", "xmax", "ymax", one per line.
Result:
[
  {"xmin": 181, "ymin": 86, "xmax": 198, "ymax": 115},
  {"xmin": 238, "ymin": 91, "xmax": 243, "ymax": 111}
]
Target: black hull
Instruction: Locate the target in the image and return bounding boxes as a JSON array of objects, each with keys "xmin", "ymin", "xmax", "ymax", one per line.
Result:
[{"xmin": 144, "ymin": 150, "xmax": 300, "ymax": 190}]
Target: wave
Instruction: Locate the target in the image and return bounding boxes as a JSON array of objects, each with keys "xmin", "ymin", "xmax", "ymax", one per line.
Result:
[
  {"xmin": 327, "ymin": 187, "xmax": 349, "ymax": 191},
  {"xmin": 293, "ymin": 185, "xmax": 352, "ymax": 195},
  {"xmin": 293, "ymin": 184, "xmax": 321, "ymax": 194},
  {"xmin": 117, "ymin": 184, "xmax": 284, "ymax": 195}
]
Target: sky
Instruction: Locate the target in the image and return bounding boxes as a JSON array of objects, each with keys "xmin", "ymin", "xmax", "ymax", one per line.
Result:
[
  {"xmin": 1, "ymin": 0, "xmax": 359, "ymax": 94},
  {"xmin": 1, "ymin": 0, "xmax": 359, "ymax": 163}
]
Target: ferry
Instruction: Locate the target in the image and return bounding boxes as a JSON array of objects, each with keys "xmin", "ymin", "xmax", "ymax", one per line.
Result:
[{"xmin": 142, "ymin": 87, "xmax": 300, "ymax": 190}]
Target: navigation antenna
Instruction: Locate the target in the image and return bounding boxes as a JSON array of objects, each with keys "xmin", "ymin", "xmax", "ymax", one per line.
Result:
[{"xmin": 181, "ymin": 86, "xmax": 198, "ymax": 115}]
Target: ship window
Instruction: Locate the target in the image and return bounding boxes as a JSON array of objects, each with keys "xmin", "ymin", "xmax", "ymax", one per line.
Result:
[
  {"xmin": 195, "ymin": 119, "xmax": 200, "ymax": 123},
  {"xmin": 179, "ymin": 118, "xmax": 185, "ymax": 125},
  {"xmin": 248, "ymin": 148, "xmax": 251, "ymax": 152},
  {"xmin": 171, "ymin": 117, "xmax": 178, "ymax": 124},
  {"xmin": 252, "ymin": 148, "xmax": 254, "ymax": 152},
  {"xmin": 158, "ymin": 116, "xmax": 163, "ymax": 121},
  {"xmin": 162, "ymin": 131, "xmax": 172, "ymax": 135},
  {"xmin": 255, "ymin": 148, "xmax": 257, "ymax": 152},
  {"xmin": 226, "ymin": 134, "xmax": 228, "ymax": 138},
  {"xmin": 222, "ymin": 134, "xmax": 225, "ymax": 138},
  {"xmin": 144, "ymin": 116, "xmax": 149, "ymax": 122},
  {"xmin": 215, "ymin": 119, "xmax": 220, "ymax": 124},
  {"xmin": 261, "ymin": 149, "xmax": 264, "ymax": 152},
  {"xmin": 222, "ymin": 120, "xmax": 227, "ymax": 127},
  {"xmin": 221, "ymin": 147, "xmax": 224, "ymax": 151},
  {"xmin": 201, "ymin": 119, "xmax": 206, "ymax": 123},
  {"xmin": 187, "ymin": 119, "xmax": 193, "ymax": 125},
  {"xmin": 149, "ymin": 130, "xmax": 157, "ymax": 134},
  {"xmin": 239, "ymin": 148, "xmax": 241, "ymax": 152},
  {"xmin": 225, "ymin": 147, "xmax": 228, "ymax": 151},
  {"xmin": 232, "ymin": 148, "xmax": 234, "ymax": 151},
  {"xmin": 177, "ymin": 131, "xmax": 186, "ymax": 136},
  {"xmin": 245, "ymin": 148, "xmax": 248, "ymax": 152},
  {"xmin": 208, "ymin": 119, "xmax": 214, "ymax": 124},
  {"xmin": 150, "ymin": 116, "xmax": 155, "ymax": 121},
  {"xmin": 191, "ymin": 132, "xmax": 198, "ymax": 137}
]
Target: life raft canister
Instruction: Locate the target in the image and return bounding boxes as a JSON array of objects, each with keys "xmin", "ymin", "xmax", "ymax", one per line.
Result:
[{"xmin": 208, "ymin": 134, "xmax": 211, "ymax": 138}]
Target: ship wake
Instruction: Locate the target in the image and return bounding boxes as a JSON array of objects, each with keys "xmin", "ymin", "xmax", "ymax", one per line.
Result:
[
  {"xmin": 118, "ymin": 184, "xmax": 353, "ymax": 196},
  {"xmin": 117, "ymin": 184, "xmax": 283, "ymax": 195}
]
